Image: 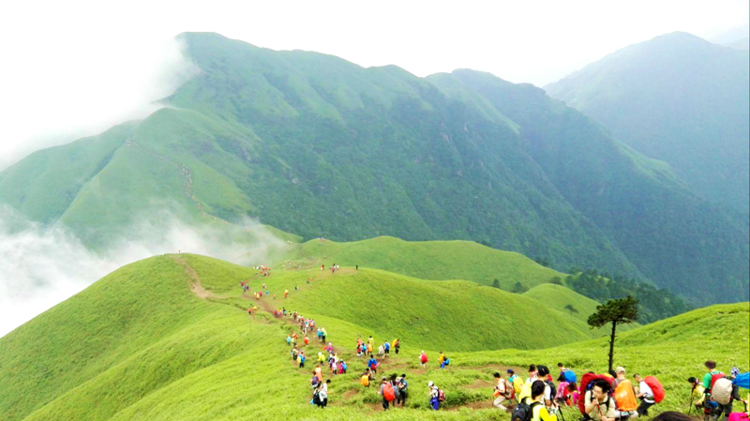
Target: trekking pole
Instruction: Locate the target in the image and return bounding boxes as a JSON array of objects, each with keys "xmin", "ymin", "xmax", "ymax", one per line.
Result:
[{"xmin": 557, "ymin": 405, "xmax": 567, "ymax": 421}]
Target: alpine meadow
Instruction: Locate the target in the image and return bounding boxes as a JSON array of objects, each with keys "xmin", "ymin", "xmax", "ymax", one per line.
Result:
[{"xmin": 0, "ymin": 7, "xmax": 748, "ymax": 421}]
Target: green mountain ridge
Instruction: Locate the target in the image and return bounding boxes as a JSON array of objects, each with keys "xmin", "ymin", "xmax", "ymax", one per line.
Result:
[
  {"xmin": 1, "ymin": 253, "xmax": 746, "ymax": 421},
  {"xmin": 0, "ymin": 32, "xmax": 746, "ymax": 304}
]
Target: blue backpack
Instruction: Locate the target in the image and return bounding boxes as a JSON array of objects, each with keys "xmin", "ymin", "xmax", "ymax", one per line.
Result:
[{"xmin": 564, "ymin": 370, "xmax": 577, "ymax": 384}]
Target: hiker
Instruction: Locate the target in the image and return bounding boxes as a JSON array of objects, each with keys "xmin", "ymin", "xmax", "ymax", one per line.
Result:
[
  {"xmin": 366, "ymin": 342, "xmax": 373, "ymax": 357},
  {"xmin": 634, "ymin": 373, "xmax": 656, "ymax": 416},
  {"xmin": 394, "ymin": 338, "xmax": 400, "ymax": 355},
  {"xmin": 428, "ymin": 381, "xmax": 441, "ymax": 410},
  {"xmin": 440, "ymin": 353, "xmax": 450, "ymax": 369},
  {"xmin": 299, "ymin": 351, "xmax": 306, "ymax": 368},
  {"xmin": 537, "ymin": 365, "xmax": 556, "ymax": 408},
  {"xmin": 286, "ymin": 335, "xmax": 292, "ymax": 346},
  {"xmin": 339, "ymin": 360, "xmax": 347, "ymax": 374},
  {"xmin": 368, "ymin": 335, "xmax": 374, "ymax": 348},
  {"xmin": 368, "ymin": 355, "xmax": 379, "ymax": 374},
  {"xmin": 315, "ymin": 379, "xmax": 330, "ymax": 408},
  {"xmin": 569, "ymin": 383, "xmax": 580, "ymax": 406},
  {"xmin": 420, "ymin": 351, "xmax": 428, "ymax": 368},
  {"xmin": 613, "ymin": 367, "xmax": 638, "ymax": 418},
  {"xmin": 525, "ymin": 380, "xmax": 558, "ymax": 421},
  {"xmin": 361, "ymin": 371, "xmax": 370, "ymax": 388},
  {"xmin": 284, "ymin": 289, "xmax": 288, "ymax": 298},
  {"xmin": 398, "ymin": 374, "xmax": 409, "ymax": 407},
  {"xmin": 315, "ymin": 364, "xmax": 324, "ymax": 381},
  {"xmin": 493, "ymin": 372, "xmax": 509, "ymax": 410},
  {"xmin": 688, "ymin": 377, "xmax": 706, "ymax": 412},
  {"xmin": 584, "ymin": 378, "xmax": 617, "ymax": 421},
  {"xmin": 321, "ymin": 328, "xmax": 327, "ymax": 342},
  {"xmin": 710, "ymin": 367, "xmax": 747, "ymax": 421},
  {"xmin": 384, "ymin": 340, "xmax": 391, "ymax": 357},
  {"xmin": 380, "ymin": 377, "xmax": 396, "ymax": 410},
  {"xmin": 556, "ymin": 373, "xmax": 570, "ymax": 406},
  {"xmin": 390, "ymin": 374, "xmax": 401, "ymax": 406},
  {"xmin": 509, "ymin": 369, "xmax": 524, "ymax": 401},
  {"xmin": 438, "ymin": 352, "xmax": 446, "ymax": 369},
  {"xmin": 317, "ymin": 352, "xmax": 326, "ymax": 365},
  {"xmin": 377, "ymin": 345, "xmax": 385, "ymax": 359}
]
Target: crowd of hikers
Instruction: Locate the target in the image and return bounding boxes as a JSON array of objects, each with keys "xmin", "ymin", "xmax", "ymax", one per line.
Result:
[{"xmin": 241, "ymin": 266, "xmax": 749, "ymax": 419}]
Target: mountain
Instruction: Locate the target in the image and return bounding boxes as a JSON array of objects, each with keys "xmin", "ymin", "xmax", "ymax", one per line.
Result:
[
  {"xmin": 0, "ymin": 32, "xmax": 747, "ymax": 304},
  {"xmin": 545, "ymin": 32, "xmax": 750, "ymax": 212},
  {"xmin": 283, "ymin": 236, "xmax": 565, "ymax": 290},
  {"xmin": 1, "ymin": 253, "xmax": 747, "ymax": 420}
]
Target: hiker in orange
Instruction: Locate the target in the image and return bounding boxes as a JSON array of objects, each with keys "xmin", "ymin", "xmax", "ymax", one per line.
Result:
[
  {"xmin": 315, "ymin": 365, "xmax": 323, "ymax": 382},
  {"xmin": 284, "ymin": 289, "xmax": 289, "ymax": 298}
]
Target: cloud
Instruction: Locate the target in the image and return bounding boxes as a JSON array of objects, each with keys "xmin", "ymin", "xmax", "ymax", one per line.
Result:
[
  {"xmin": 0, "ymin": 36, "xmax": 196, "ymax": 170},
  {"xmin": 0, "ymin": 205, "xmax": 288, "ymax": 337}
]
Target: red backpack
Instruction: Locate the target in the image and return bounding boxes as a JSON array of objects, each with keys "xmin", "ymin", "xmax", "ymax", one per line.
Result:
[
  {"xmin": 644, "ymin": 376, "xmax": 665, "ymax": 403},
  {"xmin": 578, "ymin": 374, "xmax": 615, "ymax": 415},
  {"xmin": 383, "ymin": 383, "xmax": 396, "ymax": 402}
]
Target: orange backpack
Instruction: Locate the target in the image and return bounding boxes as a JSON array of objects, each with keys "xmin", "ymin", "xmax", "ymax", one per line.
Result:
[{"xmin": 614, "ymin": 380, "xmax": 638, "ymax": 411}]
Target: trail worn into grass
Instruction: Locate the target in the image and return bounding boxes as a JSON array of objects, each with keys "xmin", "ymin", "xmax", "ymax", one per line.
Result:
[{"xmin": 171, "ymin": 255, "xmax": 216, "ymax": 300}]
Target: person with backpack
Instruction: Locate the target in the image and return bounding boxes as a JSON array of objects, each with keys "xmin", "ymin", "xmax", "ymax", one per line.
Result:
[
  {"xmin": 585, "ymin": 379, "xmax": 617, "ymax": 421},
  {"xmin": 688, "ymin": 377, "xmax": 706, "ymax": 413},
  {"xmin": 384, "ymin": 341, "xmax": 391, "ymax": 357},
  {"xmin": 361, "ymin": 371, "xmax": 370, "ymax": 387},
  {"xmin": 494, "ymin": 372, "xmax": 510, "ymax": 410},
  {"xmin": 394, "ymin": 339, "xmax": 400, "ymax": 355},
  {"xmin": 299, "ymin": 351, "xmax": 306, "ymax": 368},
  {"xmin": 537, "ymin": 365, "xmax": 557, "ymax": 409},
  {"xmin": 390, "ymin": 374, "xmax": 401, "ymax": 406},
  {"xmin": 420, "ymin": 351, "xmax": 428, "ymax": 368},
  {"xmin": 527, "ymin": 380, "xmax": 559, "ymax": 421},
  {"xmin": 509, "ymin": 369, "xmax": 524, "ymax": 402},
  {"xmin": 379, "ymin": 377, "xmax": 396, "ymax": 410},
  {"xmin": 368, "ymin": 355, "xmax": 379, "ymax": 374},
  {"xmin": 398, "ymin": 374, "xmax": 409, "ymax": 407},
  {"xmin": 316, "ymin": 379, "xmax": 330, "ymax": 408},
  {"xmin": 612, "ymin": 367, "xmax": 638, "ymax": 419},
  {"xmin": 634, "ymin": 373, "xmax": 656, "ymax": 416},
  {"xmin": 428, "ymin": 381, "xmax": 443, "ymax": 410},
  {"xmin": 556, "ymin": 374, "xmax": 570, "ymax": 406}
]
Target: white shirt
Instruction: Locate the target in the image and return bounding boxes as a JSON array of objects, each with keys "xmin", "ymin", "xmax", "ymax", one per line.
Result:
[{"xmin": 639, "ymin": 380, "xmax": 655, "ymax": 403}]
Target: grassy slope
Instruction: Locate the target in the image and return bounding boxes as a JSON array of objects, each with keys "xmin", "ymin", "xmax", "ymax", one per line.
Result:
[
  {"xmin": 285, "ymin": 236, "xmax": 564, "ymax": 290},
  {"xmin": 523, "ymin": 283, "xmax": 640, "ymax": 336},
  {"xmin": 0, "ymin": 254, "xmax": 747, "ymax": 421}
]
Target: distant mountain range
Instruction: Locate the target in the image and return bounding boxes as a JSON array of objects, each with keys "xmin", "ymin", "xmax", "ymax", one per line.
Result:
[
  {"xmin": 0, "ymin": 32, "xmax": 747, "ymax": 304},
  {"xmin": 546, "ymin": 32, "xmax": 749, "ymax": 212}
]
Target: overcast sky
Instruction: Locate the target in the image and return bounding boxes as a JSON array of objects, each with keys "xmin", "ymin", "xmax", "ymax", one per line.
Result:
[{"xmin": 0, "ymin": 0, "xmax": 747, "ymax": 169}]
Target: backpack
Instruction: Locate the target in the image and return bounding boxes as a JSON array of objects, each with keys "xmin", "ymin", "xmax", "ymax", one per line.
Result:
[
  {"xmin": 578, "ymin": 374, "xmax": 614, "ymax": 415},
  {"xmin": 564, "ymin": 370, "xmax": 577, "ymax": 384},
  {"xmin": 444, "ymin": 358, "xmax": 450, "ymax": 366},
  {"xmin": 313, "ymin": 389, "xmax": 321, "ymax": 404},
  {"xmin": 421, "ymin": 354, "xmax": 428, "ymax": 363},
  {"xmin": 383, "ymin": 383, "xmax": 396, "ymax": 402},
  {"xmin": 712, "ymin": 378, "xmax": 734, "ymax": 405},
  {"xmin": 644, "ymin": 376, "xmax": 665, "ymax": 403},
  {"xmin": 709, "ymin": 373, "xmax": 726, "ymax": 390},
  {"xmin": 438, "ymin": 388, "xmax": 446, "ymax": 402},
  {"xmin": 614, "ymin": 379, "xmax": 638, "ymax": 411},
  {"xmin": 512, "ymin": 399, "xmax": 542, "ymax": 421}
]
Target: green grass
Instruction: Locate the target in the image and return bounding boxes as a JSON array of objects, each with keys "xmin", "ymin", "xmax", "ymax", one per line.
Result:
[
  {"xmin": 285, "ymin": 236, "xmax": 565, "ymax": 290},
  {"xmin": 2, "ymin": 254, "xmax": 746, "ymax": 421}
]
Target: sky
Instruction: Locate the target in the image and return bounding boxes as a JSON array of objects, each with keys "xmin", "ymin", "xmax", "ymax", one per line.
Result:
[{"xmin": 0, "ymin": 0, "xmax": 747, "ymax": 170}]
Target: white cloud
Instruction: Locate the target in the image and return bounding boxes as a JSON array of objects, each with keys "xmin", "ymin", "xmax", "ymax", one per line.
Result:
[{"xmin": 0, "ymin": 205, "xmax": 288, "ymax": 337}]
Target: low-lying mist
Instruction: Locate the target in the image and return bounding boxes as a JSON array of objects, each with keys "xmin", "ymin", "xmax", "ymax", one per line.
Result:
[{"xmin": 0, "ymin": 205, "xmax": 289, "ymax": 337}]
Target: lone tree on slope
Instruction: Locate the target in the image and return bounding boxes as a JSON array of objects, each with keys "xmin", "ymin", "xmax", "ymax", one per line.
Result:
[
  {"xmin": 564, "ymin": 304, "xmax": 579, "ymax": 315},
  {"xmin": 588, "ymin": 295, "xmax": 639, "ymax": 373}
]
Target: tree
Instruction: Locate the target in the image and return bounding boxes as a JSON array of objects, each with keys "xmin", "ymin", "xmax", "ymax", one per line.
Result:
[
  {"xmin": 512, "ymin": 281, "xmax": 527, "ymax": 294},
  {"xmin": 492, "ymin": 279, "xmax": 501, "ymax": 289},
  {"xmin": 550, "ymin": 277, "xmax": 563, "ymax": 285},
  {"xmin": 564, "ymin": 304, "xmax": 578, "ymax": 315},
  {"xmin": 588, "ymin": 296, "xmax": 639, "ymax": 372}
]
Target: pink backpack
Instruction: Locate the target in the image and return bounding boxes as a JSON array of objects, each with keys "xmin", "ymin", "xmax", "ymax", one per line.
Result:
[{"xmin": 728, "ymin": 413, "xmax": 749, "ymax": 421}]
